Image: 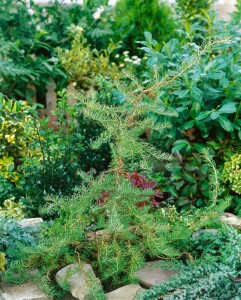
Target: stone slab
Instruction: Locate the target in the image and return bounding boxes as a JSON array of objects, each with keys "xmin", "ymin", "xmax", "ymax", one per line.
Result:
[
  {"xmin": 56, "ymin": 263, "xmax": 97, "ymax": 300},
  {"xmin": 1, "ymin": 281, "xmax": 52, "ymax": 300},
  {"xmin": 18, "ymin": 218, "xmax": 43, "ymax": 227},
  {"xmin": 220, "ymin": 213, "xmax": 241, "ymax": 229},
  {"xmin": 192, "ymin": 229, "xmax": 218, "ymax": 239},
  {"xmin": 106, "ymin": 284, "xmax": 143, "ymax": 300},
  {"xmin": 135, "ymin": 261, "xmax": 176, "ymax": 288}
]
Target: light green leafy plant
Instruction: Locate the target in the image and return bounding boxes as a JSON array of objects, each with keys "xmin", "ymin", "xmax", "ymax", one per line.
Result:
[
  {"xmin": 176, "ymin": 0, "xmax": 215, "ymax": 21},
  {"xmin": 58, "ymin": 25, "xmax": 121, "ymax": 91},
  {"xmin": 231, "ymin": 0, "xmax": 241, "ymax": 25},
  {"xmin": 0, "ymin": 198, "xmax": 25, "ymax": 219},
  {"xmin": 222, "ymin": 154, "xmax": 241, "ymax": 194},
  {"xmin": 0, "ymin": 96, "xmax": 42, "ymax": 210},
  {"xmin": 0, "ymin": 252, "xmax": 5, "ymax": 271},
  {"xmin": 0, "ymin": 96, "xmax": 40, "ymax": 183}
]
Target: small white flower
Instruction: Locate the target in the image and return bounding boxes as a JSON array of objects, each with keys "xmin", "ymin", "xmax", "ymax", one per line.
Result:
[
  {"xmin": 123, "ymin": 51, "xmax": 129, "ymax": 56},
  {"xmin": 30, "ymin": 54, "xmax": 37, "ymax": 60},
  {"xmin": 115, "ymin": 54, "xmax": 120, "ymax": 58},
  {"xmin": 119, "ymin": 63, "xmax": 125, "ymax": 68},
  {"xmin": 219, "ymin": 0, "xmax": 235, "ymax": 4},
  {"xmin": 75, "ymin": 26, "xmax": 84, "ymax": 32},
  {"xmin": 42, "ymin": 8, "xmax": 47, "ymax": 17},
  {"xmin": 93, "ymin": 6, "xmax": 105, "ymax": 19},
  {"xmin": 132, "ymin": 55, "xmax": 138, "ymax": 59},
  {"xmin": 73, "ymin": 82, "xmax": 77, "ymax": 87},
  {"xmin": 28, "ymin": 8, "xmax": 34, "ymax": 15},
  {"xmin": 25, "ymin": 0, "xmax": 30, "ymax": 8},
  {"xmin": 124, "ymin": 57, "xmax": 132, "ymax": 62}
]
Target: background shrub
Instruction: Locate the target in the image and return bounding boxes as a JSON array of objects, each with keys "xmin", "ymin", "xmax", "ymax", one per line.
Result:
[
  {"xmin": 139, "ymin": 18, "xmax": 241, "ymax": 209},
  {"xmin": 176, "ymin": 0, "xmax": 215, "ymax": 21},
  {"xmin": 113, "ymin": 0, "xmax": 178, "ymax": 55},
  {"xmin": 0, "ymin": 96, "xmax": 40, "ymax": 206},
  {"xmin": 58, "ymin": 25, "xmax": 121, "ymax": 92}
]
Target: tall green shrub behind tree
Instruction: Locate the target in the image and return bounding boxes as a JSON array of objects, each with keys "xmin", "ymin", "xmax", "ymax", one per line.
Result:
[{"xmin": 113, "ymin": 0, "xmax": 178, "ymax": 55}]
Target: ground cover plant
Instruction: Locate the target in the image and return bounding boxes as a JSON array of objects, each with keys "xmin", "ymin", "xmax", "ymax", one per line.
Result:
[
  {"xmin": 137, "ymin": 226, "xmax": 241, "ymax": 300},
  {"xmin": 0, "ymin": 216, "xmax": 42, "ymax": 271}
]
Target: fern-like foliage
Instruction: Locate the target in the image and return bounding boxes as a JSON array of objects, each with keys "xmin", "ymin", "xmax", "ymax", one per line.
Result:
[
  {"xmin": 0, "ymin": 60, "xmax": 33, "ymax": 78},
  {"xmin": 6, "ymin": 175, "xmax": 192, "ymax": 288},
  {"xmin": 75, "ymin": 84, "xmax": 175, "ymax": 171},
  {"xmin": 202, "ymin": 149, "xmax": 223, "ymax": 203},
  {"xmin": 0, "ymin": 40, "xmax": 35, "ymax": 79},
  {"xmin": 7, "ymin": 171, "xmax": 227, "ymax": 292},
  {"xmin": 90, "ymin": 28, "xmax": 114, "ymax": 39}
]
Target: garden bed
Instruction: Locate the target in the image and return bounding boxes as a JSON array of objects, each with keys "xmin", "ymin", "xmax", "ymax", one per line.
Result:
[{"xmin": 1, "ymin": 0, "xmax": 241, "ymax": 299}]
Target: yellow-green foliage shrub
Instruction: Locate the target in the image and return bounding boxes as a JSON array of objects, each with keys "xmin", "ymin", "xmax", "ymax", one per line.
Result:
[
  {"xmin": 0, "ymin": 96, "xmax": 40, "ymax": 186},
  {"xmin": 0, "ymin": 252, "xmax": 5, "ymax": 271},
  {"xmin": 58, "ymin": 25, "xmax": 121, "ymax": 91},
  {"xmin": 0, "ymin": 198, "xmax": 25, "ymax": 219},
  {"xmin": 0, "ymin": 96, "xmax": 42, "ymax": 212},
  {"xmin": 222, "ymin": 154, "xmax": 241, "ymax": 194},
  {"xmin": 176, "ymin": 0, "xmax": 214, "ymax": 21}
]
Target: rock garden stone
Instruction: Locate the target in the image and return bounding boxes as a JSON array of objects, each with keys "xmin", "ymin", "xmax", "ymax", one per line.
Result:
[
  {"xmin": 18, "ymin": 218, "xmax": 43, "ymax": 227},
  {"xmin": 0, "ymin": 281, "xmax": 52, "ymax": 300},
  {"xmin": 106, "ymin": 284, "xmax": 143, "ymax": 300},
  {"xmin": 135, "ymin": 260, "xmax": 176, "ymax": 288},
  {"xmin": 56, "ymin": 263, "xmax": 98, "ymax": 300},
  {"xmin": 192, "ymin": 229, "xmax": 218, "ymax": 238},
  {"xmin": 220, "ymin": 213, "xmax": 241, "ymax": 229}
]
